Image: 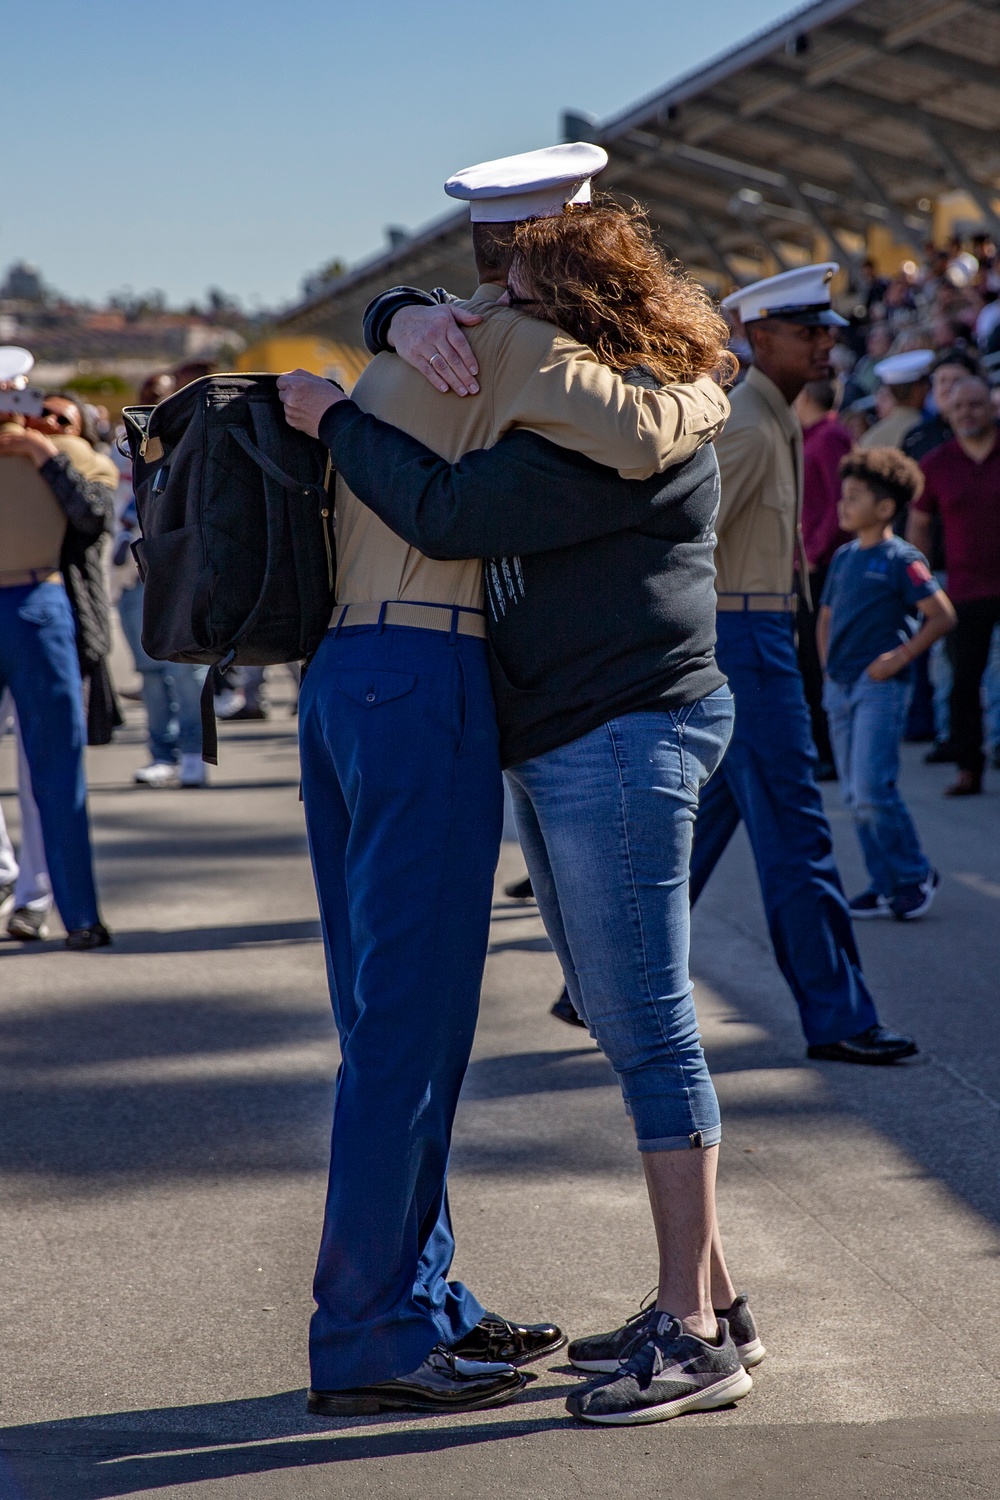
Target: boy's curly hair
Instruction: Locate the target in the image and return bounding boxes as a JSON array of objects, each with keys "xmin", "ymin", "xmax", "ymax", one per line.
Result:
[
  {"xmin": 839, "ymin": 446, "xmax": 925, "ymax": 514},
  {"xmin": 511, "ymin": 199, "xmax": 737, "ymax": 388}
]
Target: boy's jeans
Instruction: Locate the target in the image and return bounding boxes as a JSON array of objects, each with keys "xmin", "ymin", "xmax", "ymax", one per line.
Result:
[{"xmin": 823, "ymin": 673, "xmax": 929, "ymax": 897}]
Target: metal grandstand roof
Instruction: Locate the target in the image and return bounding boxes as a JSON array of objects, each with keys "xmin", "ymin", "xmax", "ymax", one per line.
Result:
[{"xmin": 280, "ymin": 0, "xmax": 1000, "ymax": 342}]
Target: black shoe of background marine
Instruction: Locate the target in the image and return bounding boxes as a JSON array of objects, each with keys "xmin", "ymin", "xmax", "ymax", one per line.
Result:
[
  {"xmin": 807, "ymin": 1023, "xmax": 917, "ymax": 1065},
  {"xmin": 569, "ymin": 1291, "xmax": 764, "ymax": 1374},
  {"xmin": 451, "ymin": 1312, "xmax": 566, "ymax": 1367},
  {"xmin": 504, "ymin": 875, "xmax": 535, "ymax": 900},
  {"xmin": 567, "ymin": 1314, "xmax": 753, "ymax": 1426},
  {"xmin": 551, "ymin": 987, "xmax": 587, "ymax": 1028},
  {"xmin": 65, "ymin": 922, "xmax": 112, "ymax": 952},
  {"xmin": 307, "ymin": 1343, "xmax": 526, "ymax": 1417}
]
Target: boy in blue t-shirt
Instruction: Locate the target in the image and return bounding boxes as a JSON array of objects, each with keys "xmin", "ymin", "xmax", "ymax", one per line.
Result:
[{"xmin": 818, "ymin": 447, "xmax": 956, "ymax": 920}]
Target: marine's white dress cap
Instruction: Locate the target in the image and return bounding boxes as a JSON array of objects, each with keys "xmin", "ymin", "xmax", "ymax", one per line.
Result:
[
  {"xmin": 0, "ymin": 346, "xmax": 34, "ymax": 382},
  {"xmin": 872, "ymin": 348, "xmax": 935, "ymax": 386},
  {"xmin": 722, "ymin": 263, "xmax": 848, "ymax": 328},
  {"xmin": 444, "ymin": 142, "xmax": 609, "ymax": 223}
]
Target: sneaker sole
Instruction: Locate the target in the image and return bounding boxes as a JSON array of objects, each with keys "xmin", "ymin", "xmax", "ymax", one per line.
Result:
[
  {"xmin": 572, "ymin": 1339, "xmax": 765, "ymax": 1375},
  {"xmin": 307, "ymin": 1375, "xmax": 526, "ymax": 1417},
  {"xmin": 849, "ymin": 906, "xmax": 892, "ymax": 919},
  {"xmin": 572, "ymin": 1367, "xmax": 753, "ymax": 1426}
]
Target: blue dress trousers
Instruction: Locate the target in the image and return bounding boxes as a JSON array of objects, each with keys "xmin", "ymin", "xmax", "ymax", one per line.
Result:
[
  {"xmin": 689, "ymin": 612, "xmax": 879, "ymax": 1047},
  {"xmin": 298, "ymin": 621, "xmax": 503, "ymax": 1391}
]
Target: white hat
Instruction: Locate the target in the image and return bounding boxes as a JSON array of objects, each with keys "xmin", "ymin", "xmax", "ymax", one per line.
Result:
[
  {"xmin": 0, "ymin": 346, "xmax": 34, "ymax": 382},
  {"xmin": 722, "ymin": 263, "xmax": 848, "ymax": 328},
  {"xmin": 873, "ymin": 349, "xmax": 935, "ymax": 386},
  {"xmin": 444, "ymin": 142, "xmax": 609, "ymax": 223}
]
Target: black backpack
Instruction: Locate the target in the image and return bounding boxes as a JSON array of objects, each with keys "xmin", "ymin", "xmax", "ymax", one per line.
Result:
[{"xmin": 122, "ymin": 374, "xmax": 336, "ymax": 761}]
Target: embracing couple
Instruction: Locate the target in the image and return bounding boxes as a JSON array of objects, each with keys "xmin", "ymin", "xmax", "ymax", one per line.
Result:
[{"xmin": 277, "ymin": 142, "xmax": 763, "ymax": 1428}]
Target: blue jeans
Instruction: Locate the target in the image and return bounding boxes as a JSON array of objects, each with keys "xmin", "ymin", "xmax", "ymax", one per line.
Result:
[
  {"xmin": 118, "ymin": 581, "xmax": 207, "ymax": 760},
  {"xmin": 505, "ymin": 689, "xmax": 733, "ymax": 1152},
  {"xmin": 823, "ymin": 674, "xmax": 929, "ymax": 897},
  {"xmin": 299, "ymin": 623, "xmax": 503, "ymax": 1390},
  {"xmin": 691, "ymin": 613, "xmax": 879, "ymax": 1048},
  {"xmin": 0, "ymin": 582, "xmax": 99, "ymax": 930}
]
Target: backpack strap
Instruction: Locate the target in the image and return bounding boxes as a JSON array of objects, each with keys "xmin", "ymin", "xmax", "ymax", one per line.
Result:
[{"xmin": 198, "ymin": 418, "xmax": 327, "ymax": 764}]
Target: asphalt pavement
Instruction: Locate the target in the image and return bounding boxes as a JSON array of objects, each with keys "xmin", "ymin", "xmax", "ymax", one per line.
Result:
[{"xmin": 1, "ymin": 677, "xmax": 999, "ymax": 1499}]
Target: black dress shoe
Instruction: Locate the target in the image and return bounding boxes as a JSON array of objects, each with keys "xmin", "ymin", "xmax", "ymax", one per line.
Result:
[
  {"xmin": 551, "ymin": 987, "xmax": 587, "ymax": 1028},
  {"xmin": 807, "ymin": 1024, "xmax": 918, "ymax": 1065},
  {"xmin": 65, "ymin": 922, "xmax": 112, "ymax": 951},
  {"xmin": 451, "ymin": 1312, "xmax": 566, "ymax": 1366},
  {"xmin": 504, "ymin": 875, "xmax": 534, "ymax": 900},
  {"xmin": 307, "ymin": 1343, "xmax": 526, "ymax": 1416}
]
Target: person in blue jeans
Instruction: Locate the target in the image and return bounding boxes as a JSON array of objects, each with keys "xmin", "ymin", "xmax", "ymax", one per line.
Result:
[
  {"xmin": 819, "ymin": 447, "xmax": 955, "ymax": 920},
  {"xmin": 115, "ymin": 503, "xmax": 209, "ymax": 788}
]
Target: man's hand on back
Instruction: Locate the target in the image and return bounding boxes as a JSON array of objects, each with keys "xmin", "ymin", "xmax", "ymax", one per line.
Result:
[
  {"xmin": 277, "ymin": 370, "xmax": 348, "ymax": 438},
  {"xmin": 387, "ymin": 305, "xmax": 482, "ymax": 397}
]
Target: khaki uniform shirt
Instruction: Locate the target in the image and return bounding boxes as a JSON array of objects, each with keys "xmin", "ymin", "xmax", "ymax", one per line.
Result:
[
  {"xmin": 857, "ymin": 404, "xmax": 920, "ymax": 451},
  {"xmin": 337, "ymin": 283, "xmax": 730, "ymax": 609},
  {"xmin": 713, "ymin": 365, "xmax": 809, "ymax": 602},
  {"xmin": 0, "ymin": 431, "xmax": 117, "ymax": 578}
]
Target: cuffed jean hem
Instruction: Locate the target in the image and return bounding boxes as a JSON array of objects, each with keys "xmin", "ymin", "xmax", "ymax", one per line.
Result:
[{"xmin": 637, "ymin": 1126, "xmax": 723, "ymax": 1153}]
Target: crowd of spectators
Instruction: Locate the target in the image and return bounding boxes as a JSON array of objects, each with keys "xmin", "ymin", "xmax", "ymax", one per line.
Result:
[{"xmin": 754, "ymin": 235, "xmax": 1000, "ymax": 797}]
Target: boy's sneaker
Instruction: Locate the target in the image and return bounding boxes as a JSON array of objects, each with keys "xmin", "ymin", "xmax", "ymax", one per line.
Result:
[
  {"xmin": 848, "ymin": 889, "xmax": 892, "ymax": 919},
  {"xmin": 891, "ymin": 868, "xmax": 940, "ymax": 921},
  {"xmin": 567, "ymin": 1313, "xmax": 753, "ymax": 1426},
  {"xmin": 568, "ymin": 1291, "xmax": 765, "ymax": 1373}
]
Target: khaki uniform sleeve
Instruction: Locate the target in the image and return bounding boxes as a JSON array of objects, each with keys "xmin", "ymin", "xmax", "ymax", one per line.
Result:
[
  {"xmin": 714, "ymin": 420, "xmax": 770, "ymax": 539},
  {"xmin": 490, "ymin": 315, "xmax": 729, "ymax": 479},
  {"xmin": 53, "ymin": 435, "xmax": 120, "ymax": 487}
]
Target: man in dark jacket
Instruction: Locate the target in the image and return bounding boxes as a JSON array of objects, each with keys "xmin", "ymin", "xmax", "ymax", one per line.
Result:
[{"xmin": 0, "ymin": 369, "xmax": 114, "ymax": 949}]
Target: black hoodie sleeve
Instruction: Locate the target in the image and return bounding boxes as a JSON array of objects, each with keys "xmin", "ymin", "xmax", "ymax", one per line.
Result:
[
  {"xmin": 318, "ymin": 400, "xmax": 671, "ymax": 560},
  {"xmin": 39, "ymin": 453, "xmax": 114, "ymax": 542}
]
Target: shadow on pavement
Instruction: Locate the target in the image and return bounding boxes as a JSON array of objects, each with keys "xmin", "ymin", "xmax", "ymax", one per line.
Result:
[
  {"xmin": 0, "ymin": 919, "xmax": 321, "ymax": 958},
  {"xmin": 2, "ymin": 1400, "xmax": 997, "ymax": 1499},
  {"xmin": 0, "ymin": 1391, "xmax": 571, "ymax": 1500}
]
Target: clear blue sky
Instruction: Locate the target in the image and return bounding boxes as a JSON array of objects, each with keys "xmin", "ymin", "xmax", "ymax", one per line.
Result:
[{"xmin": 5, "ymin": 0, "xmax": 798, "ymax": 309}]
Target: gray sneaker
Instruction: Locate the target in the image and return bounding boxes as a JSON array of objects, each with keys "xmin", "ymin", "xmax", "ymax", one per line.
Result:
[
  {"xmin": 568, "ymin": 1290, "xmax": 765, "ymax": 1373},
  {"xmin": 7, "ymin": 906, "xmax": 50, "ymax": 941},
  {"xmin": 568, "ymin": 1313, "xmax": 753, "ymax": 1426}
]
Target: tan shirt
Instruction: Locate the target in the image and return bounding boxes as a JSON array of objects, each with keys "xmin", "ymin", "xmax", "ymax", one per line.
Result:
[
  {"xmin": 713, "ymin": 365, "xmax": 809, "ymax": 600},
  {"xmin": 857, "ymin": 404, "xmax": 920, "ymax": 451},
  {"xmin": 0, "ymin": 431, "xmax": 117, "ymax": 577},
  {"xmin": 337, "ymin": 282, "xmax": 730, "ymax": 609}
]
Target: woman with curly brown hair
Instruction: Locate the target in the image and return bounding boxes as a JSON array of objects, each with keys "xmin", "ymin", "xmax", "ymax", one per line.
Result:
[
  {"xmin": 505, "ymin": 199, "xmax": 737, "ymax": 390},
  {"xmin": 281, "ymin": 175, "xmax": 760, "ymax": 1427}
]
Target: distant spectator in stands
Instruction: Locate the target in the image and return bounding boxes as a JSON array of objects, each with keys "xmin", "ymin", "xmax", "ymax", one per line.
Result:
[
  {"xmin": 859, "ymin": 350, "xmax": 934, "ymax": 451},
  {"xmin": 794, "ymin": 378, "xmax": 852, "ymax": 776},
  {"xmin": 841, "ymin": 324, "xmax": 893, "ymax": 408},
  {"xmin": 903, "ymin": 349, "xmax": 978, "ymax": 464},
  {"xmin": 910, "ymin": 377, "xmax": 1000, "ymax": 795}
]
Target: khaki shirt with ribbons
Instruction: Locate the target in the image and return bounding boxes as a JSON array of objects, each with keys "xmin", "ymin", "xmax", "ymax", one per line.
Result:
[
  {"xmin": 337, "ymin": 282, "xmax": 731, "ymax": 611},
  {"xmin": 0, "ymin": 431, "xmax": 117, "ymax": 580},
  {"xmin": 713, "ymin": 365, "xmax": 810, "ymax": 607}
]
